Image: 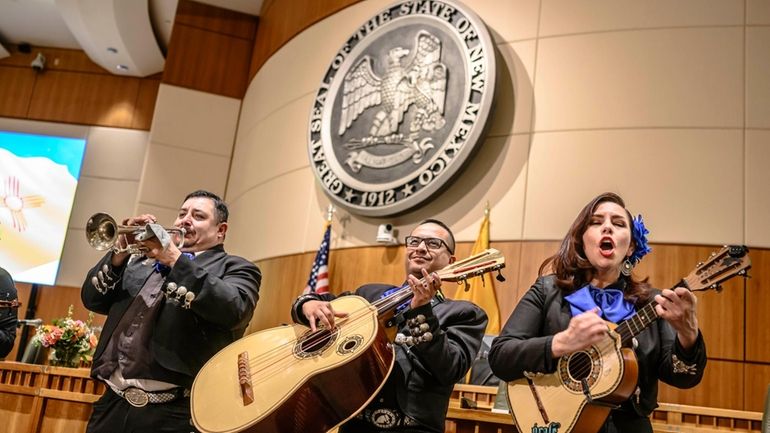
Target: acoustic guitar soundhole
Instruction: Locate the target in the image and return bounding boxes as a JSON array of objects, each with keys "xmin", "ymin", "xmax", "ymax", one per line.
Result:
[
  {"xmin": 558, "ymin": 346, "xmax": 601, "ymax": 392},
  {"xmin": 294, "ymin": 329, "xmax": 339, "ymax": 359}
]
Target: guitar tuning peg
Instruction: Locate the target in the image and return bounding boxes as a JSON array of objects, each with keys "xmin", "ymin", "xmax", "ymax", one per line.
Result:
[
  {"xmin": 463, "ymin": 280, "xmax": 471, "ymax": 292},
  {"xmin": 496, "ymin": 270, "xmax": 506, "ymax": 282}
]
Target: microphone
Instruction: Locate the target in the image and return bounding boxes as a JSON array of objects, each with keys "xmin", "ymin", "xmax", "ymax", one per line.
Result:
[{"xmin": 17, "ymin": 318, "xmax": 43, "ymax": 327}]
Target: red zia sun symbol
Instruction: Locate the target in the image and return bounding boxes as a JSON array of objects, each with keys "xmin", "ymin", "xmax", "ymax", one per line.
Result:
[{"xmin": 1, "ymin": 176, "xmax": 45, "ymax": 232}]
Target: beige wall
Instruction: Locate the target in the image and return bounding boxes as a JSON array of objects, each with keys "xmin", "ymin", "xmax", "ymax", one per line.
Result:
[
  {"xmin": 136, "ymin": 84, "xmax": 241, "ymax": 223},
  {"xmin": 227, "ymin": 0, "xmax": 770, "ymax": 262}
]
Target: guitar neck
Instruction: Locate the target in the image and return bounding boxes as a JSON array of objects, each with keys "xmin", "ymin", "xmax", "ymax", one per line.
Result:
[
  {"xmin": 615, "ymin": 300, "xmax": 660, "ymax": 346},
  {"xmin": 371, "ymin": 248, "xmax": 505, "ymax": 317}
]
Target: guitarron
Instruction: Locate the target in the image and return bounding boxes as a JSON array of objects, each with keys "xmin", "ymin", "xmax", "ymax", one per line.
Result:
[
  {"xmin": 506, "ymin": 245, "xmax": 751, "ymax": 433},
  {"xmin": 191, "ymin": 248, "xmax": 505, "ymax": 433}
]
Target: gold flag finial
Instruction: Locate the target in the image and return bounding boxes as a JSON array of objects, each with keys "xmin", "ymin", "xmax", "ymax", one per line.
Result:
[
  {"xmin": 484, "ymin": 201, "xmax": 490, "ymax": 217},
  {"xmin": 326, "ymin": 204, "xmax": 335, "ymax": 223}
]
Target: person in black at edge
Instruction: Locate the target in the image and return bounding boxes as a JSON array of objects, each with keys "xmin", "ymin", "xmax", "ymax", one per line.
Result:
[
  {"xmin": 291, "ymin": 219, "xmax": 488, "ymax": 433},
  {"xmin": 0, "ymin": 266, "xmax": 18, "ymax": 358},
  {"xmin": 82, "ymin": 190, "xmax": 261, "ymax": 433},
  {"xmin": 489, "ymin": 192, "xmax": 706, "ymax": 433}
]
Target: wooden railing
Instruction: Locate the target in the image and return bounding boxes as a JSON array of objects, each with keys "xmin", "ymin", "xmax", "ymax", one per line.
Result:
[
  {"xmin": 0, "ymin": 361, "xmax": 105, "ymax": 433},
  {"xmin": 446, "ymin": 384, "xmax": 764, "ymax": 433}
]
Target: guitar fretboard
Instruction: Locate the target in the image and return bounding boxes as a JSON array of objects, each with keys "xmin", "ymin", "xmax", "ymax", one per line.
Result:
[{"xmin": 616, "ymin": 301, "xmax": 660, "ymax": 346}]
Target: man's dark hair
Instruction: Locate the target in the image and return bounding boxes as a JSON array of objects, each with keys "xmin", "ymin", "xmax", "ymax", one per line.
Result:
[
  {"xmin": 417, "ymin": 218, "xmax": 455, "ymax": 254},
  {"xmin": 184, "ymin": 190, "xmax": 229, "ymax": 223}
]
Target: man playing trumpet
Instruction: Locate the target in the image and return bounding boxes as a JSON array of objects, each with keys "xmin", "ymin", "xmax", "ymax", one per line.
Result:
[{"xmin": 82, "ymin": 190, "xmax": 261, "ymax": 433}]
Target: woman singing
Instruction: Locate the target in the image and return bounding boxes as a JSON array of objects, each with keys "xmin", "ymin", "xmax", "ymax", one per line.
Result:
[{"xmin": 489, "ymin": 192, "xmax": 706, "ymax": 433}]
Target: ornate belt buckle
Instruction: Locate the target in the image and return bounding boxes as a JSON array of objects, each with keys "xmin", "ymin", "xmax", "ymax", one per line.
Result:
[
  {"xmin": 124, "ymin": 387, "xmax": 149, "ymax": 407},
  {"xmin": 370, "ymin": 408, "xmax": 398, "ymax": 429}
]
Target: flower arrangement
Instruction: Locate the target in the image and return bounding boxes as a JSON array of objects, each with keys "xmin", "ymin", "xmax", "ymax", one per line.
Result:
[
  {"xmin": 629, "ymin": 214, "xmax": 652, "ymax": 265},
  {"xmin": 34, "ymin": 305, "xmax": 98, "ymax": 368}
]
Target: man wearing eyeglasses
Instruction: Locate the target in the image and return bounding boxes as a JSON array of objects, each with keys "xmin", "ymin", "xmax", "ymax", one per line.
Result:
[{"xmin": 290, "ymin": 219, "xmax": 488, "ymax": 433}]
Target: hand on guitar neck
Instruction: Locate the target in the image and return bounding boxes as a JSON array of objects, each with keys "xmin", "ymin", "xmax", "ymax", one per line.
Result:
[
  {"xmin": 407, "ymin": 268, "xmax": 442, "ymax": 309},
  {"xmin": 653, "ymin": 286, "xmax": 699, "ymax": 349},
  {"xmin": 301, "ymin": 268, "xmax": 442, "ymax": 332}
]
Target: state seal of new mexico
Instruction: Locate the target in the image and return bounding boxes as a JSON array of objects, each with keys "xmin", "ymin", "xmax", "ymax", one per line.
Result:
[{"xmin": 308, "ymin": 0, "xmax": 497, "ymax": 216}]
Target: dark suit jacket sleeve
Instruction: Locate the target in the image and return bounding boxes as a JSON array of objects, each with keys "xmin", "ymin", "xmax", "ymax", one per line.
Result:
[
  {"xmin": 81, "ymin": 252, "xmax": 127, "ymax": 315},
  {"xmin": 655, "ymin": 314, "xmax": 707, "ymax": 388},
  {"xmin": 167, "ymin": 253, "xmax": 261, "ymax": 331},
  {"xmin": 408, "ymin": 300, "xmax": 488, "ymax": 386},
  {"xmin": 0, "ymin": 269, "xmax": 18, "ymax": 358},
  {"xmin": 488, "ymin": 277, "xmax": 559, "ymax": 382}
]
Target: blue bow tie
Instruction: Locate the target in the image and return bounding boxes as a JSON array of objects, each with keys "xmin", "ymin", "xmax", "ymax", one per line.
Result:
[{"xmin": 154, "ymin": 252, "xmax": 195, "ymax": 275}]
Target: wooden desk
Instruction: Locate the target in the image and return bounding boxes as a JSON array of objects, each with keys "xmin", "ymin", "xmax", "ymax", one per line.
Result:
[{"xmin": 0, "ymin": 361, "xmax": 104, "ymax": 433}]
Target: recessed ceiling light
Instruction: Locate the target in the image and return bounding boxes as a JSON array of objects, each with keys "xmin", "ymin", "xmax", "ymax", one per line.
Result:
[
  {"xmin": 116, "ymin": 65, "xmax": 129, "ymax": 71},
  {"xmin": 106, "ymin": 47, "xmax": 118, "ymax": 54}
]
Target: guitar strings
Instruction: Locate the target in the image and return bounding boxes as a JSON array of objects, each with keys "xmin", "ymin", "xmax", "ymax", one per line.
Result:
[
  {"xmin": 243, "ymin": 279, "xmax": 426, "ymax": 379},
  {"xmin": 528, "ymin": 303, "xmax": 661, "ymax": 410}
]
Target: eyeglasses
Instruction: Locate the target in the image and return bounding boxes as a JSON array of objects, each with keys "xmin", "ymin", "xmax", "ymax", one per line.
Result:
[{"xmin": 404, "ymin": 236, "xmax": 453, "ymax": 253}]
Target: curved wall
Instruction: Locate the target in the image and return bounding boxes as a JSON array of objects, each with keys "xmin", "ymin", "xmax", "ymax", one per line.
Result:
[
  {"xmin": 226, "ymin": 0, "xmax": 770, "ymax": 412},
  {"xmin": 228, "ymin": 0, "xmax": 770, "ymax": 263}
]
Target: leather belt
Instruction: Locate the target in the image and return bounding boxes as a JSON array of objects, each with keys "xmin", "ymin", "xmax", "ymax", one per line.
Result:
[
  {"xmin": 112, "ymin": 386, "xmax": 190, "ymax": 408},
  {"xmin": 356, "ymin": 407, "xmax": 420, "ymax": 429}
]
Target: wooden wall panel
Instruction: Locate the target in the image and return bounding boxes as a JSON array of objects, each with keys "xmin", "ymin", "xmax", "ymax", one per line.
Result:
[
  {"xmin": 659, "ymin": 359, "xmax": 744, "ymax": 409},
  {"xmin": 746, "ymin": 249, "xmax": 770, "ymax": 362},
  {"xmin": 27, "ymin": 71, "xmax": 140, "ymax": 128},
  {"xmin": 39, "ymin": 399, "xmax": 92, "ymax": 433},
  {"xmin": 0, "ymin": 45, "xmax": 160, "ymax": 130},
  {"xmin": 250, "ymin": 0, "xmax": 363, "ymax": 77},
  {"xmin": 0, "ymin": 68, "xmax": 35, "ymax": 118},
  {"xmin": 744, "ymin": 363, "xmax": 770, "ymax": 412},
  {"xmin": 131, "ymin": 77, "xmax": 161, "ymax": 130},
  {"xmin": 246, "ymin": 252, "xmax": 315, "ymax": 333},
  {"xmin": 176, "ymin": 0, "xmax": 257, "ymax": 39},
  {"xmin": 0, "ymin": 392, "xmax": 35, "ymax": 433},
  {"xmin": 636, "ymin": 244, "xmax": 745, "ymax": 361},
  {"xmin": 162, "ymin": 0, "xmax": 257, "ymax": 99}
]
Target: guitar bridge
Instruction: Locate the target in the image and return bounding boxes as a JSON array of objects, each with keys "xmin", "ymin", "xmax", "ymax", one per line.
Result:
[
  {"xmin": 581, "ymin": 379, "xmax": 619, "ymax": 409},
  {"xmin": 238, "ymin": 351, "xmax": 255, "ymax": 406}
]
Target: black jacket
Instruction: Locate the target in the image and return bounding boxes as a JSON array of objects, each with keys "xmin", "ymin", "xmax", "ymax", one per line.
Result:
[
  {"xmin": 82, "ymin": 244, "xmax": 261, "ymax": 387},
  {"xmin": 293, "ymin": 283, "xmax": 487, "ymax": 433},
  {"xmin": 0, "ymin": 267, "xmax": 17, "ymax": 358},
  {"xmin": 489, "ymin": 275, "xmax": 706, "ymax": 424}
]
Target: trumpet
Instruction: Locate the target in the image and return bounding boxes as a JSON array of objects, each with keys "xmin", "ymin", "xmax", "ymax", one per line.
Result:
[{"xmin": 85, "ymin": 212, "xmax": 186, "ymax": 255}]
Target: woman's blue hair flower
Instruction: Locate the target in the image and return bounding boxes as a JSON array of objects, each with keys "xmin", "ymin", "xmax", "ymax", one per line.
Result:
[{"xmin": 629, "ymin": 214, "xmax": 651, "ymax": 264}]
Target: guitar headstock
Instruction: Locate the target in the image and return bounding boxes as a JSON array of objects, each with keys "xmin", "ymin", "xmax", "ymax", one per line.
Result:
[
  {"xmin": 683, "ymin": 245, "xmax": 751, "ymax": 292},
  {"xmin": 436, "ymin": 248, "xmax": 505, "ymax": 282}
]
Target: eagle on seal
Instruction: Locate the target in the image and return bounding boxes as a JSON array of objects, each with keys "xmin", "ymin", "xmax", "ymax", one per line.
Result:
[{"xmin": 338, "ymin": 31, "xmax": 448, "ymax": 140}]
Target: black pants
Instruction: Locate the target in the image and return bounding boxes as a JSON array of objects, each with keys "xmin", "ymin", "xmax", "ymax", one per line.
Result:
[
  {"xmin": 599, "ymin": 410, "xmax": 653, "ymax": 433},
  {"xmin": 86, "ymin": 388, "xmax": 197, "ymax": 433}
]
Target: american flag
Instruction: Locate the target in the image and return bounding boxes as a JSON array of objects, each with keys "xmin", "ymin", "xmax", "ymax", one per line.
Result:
[{"xmin": 303, "ymin": 223, "xmax": 331, "ymax": 294}]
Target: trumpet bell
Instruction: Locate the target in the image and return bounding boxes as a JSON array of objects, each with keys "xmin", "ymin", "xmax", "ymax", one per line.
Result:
[{"xmin": 86, "ymin": 212, "xmax": 118, "ymax": 251}]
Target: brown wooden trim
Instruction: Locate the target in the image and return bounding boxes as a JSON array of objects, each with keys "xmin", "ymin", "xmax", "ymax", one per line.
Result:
[{"xmin": 249, "ymin": 0, "xmax": 364, "ymax": 79}]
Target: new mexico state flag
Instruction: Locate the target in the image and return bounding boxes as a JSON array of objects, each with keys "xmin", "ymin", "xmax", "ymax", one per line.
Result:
[{"xmin": 454, "ymin": 211, "xmax": 501, "ymax": 334}]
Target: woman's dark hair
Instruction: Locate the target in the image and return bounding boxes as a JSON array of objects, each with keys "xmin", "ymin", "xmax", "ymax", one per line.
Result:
[{"xmin": 538, "ymin": 192, "xmax": 651, "ymax": 304}]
